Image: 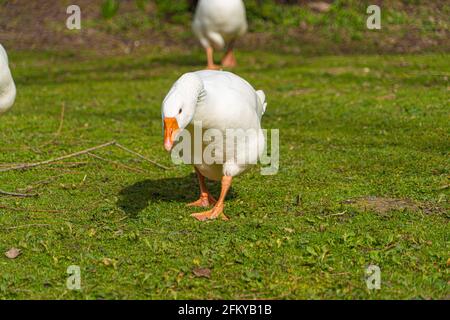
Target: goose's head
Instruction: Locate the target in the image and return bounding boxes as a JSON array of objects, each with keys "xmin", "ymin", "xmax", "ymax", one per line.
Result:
[{"xmin": 162, "ymin": 72, "xmax": 204, "ymax": 151}]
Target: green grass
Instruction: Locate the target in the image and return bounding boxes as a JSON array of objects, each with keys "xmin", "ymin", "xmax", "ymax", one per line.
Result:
[
  {"xmin": 85, "ymin": 0, "xmax": 449, "ymax": 55},
  {"xmin": 0, "ymin": 49, "xmax": 449, "ymax": 299}
]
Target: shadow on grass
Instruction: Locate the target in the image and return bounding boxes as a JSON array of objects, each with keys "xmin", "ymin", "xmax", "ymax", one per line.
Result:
[{"xmin": 117, "ymin": 174, "xmax": 234, "ymax": 217}]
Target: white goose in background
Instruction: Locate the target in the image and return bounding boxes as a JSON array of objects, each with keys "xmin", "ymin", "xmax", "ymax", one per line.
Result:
[
  {"xmin": 162, "ymin": 70, "xmax": 267, "ymax": 221},
  {"xmin": 192, "ymin": 0, "xmax": 248, "ymax": 70},
  {"xmin": 0, "ymin": 44, "xmax": 16, "ymax": 114}
]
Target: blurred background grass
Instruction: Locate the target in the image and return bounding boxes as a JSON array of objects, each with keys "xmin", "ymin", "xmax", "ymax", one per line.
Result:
[{"xmin": 0, "ymin": 0, "xmax": 448, "ymax": 55}]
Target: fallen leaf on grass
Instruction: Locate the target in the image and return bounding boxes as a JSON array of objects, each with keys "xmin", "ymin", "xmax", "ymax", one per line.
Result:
[
  {"xmin": 193, "ymin": 267, "xmax": 211, "ymax": 279},
  {"xmin": 447, "ymin": 258, "xmax": 450, "ymax": 267},
  {"xmin": 102, "ymin": 258, "xmax": 118, "ymax": 268},
  {"xmin": 284, "ymin": 228, "xmax": 294, "ymax": 234},
  {"xmin": 5, "ymin": 248, "xmax": 21, "ymax": 259},
  {"xmin": 176, "ymin": 272, "xmax": 185, "ymax": 284}
]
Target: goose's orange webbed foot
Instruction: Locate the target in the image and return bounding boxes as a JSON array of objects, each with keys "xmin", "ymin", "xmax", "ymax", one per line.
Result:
[
  {"xmin": 187, "ymin": 192, "xmax": 217, "ymax": 207},
  {"xmin": 221, "ymin": 50, "xmax": 237, "ymax": 68},
  {"xmin": 191, "ymin": 205, "xmax": 229, "ymax": 221},
  {"xmin": 191, "ymin": 176, "xmax": 232, "ymax": 222}
]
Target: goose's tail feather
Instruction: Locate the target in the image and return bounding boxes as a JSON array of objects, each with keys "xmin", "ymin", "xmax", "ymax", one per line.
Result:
[{"xmin": 256, "ymin": 90, "xmax": 267, "ymax": 118}]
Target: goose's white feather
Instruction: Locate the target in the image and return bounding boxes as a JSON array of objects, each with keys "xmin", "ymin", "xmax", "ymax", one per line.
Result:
[
  {"xmin": 162, "ymin": 70, "xmax": 267, "ymax": 181},
  {"xmin": 192, "ymin": 0, "xmax": 248, "ymax": 50},
  {"xmin": 0, "ymin": 44, "xmax": 16, "ymax": 114}
]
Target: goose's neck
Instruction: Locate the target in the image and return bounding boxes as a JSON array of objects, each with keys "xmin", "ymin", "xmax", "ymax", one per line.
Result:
[{"xmin": 177, "ymin": 72, "xmax": 205, "ymax": 109}]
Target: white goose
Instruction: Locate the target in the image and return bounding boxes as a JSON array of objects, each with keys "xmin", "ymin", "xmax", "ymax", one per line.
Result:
[
  {"xmin": 162, "ymin": 70, "xmax": 267, "ymax": 221},
  {"xmin": 0, "ymin": 44, "xmax": 16, "ymax": 114},
  {"xmin": 192, "ymin": 0, "xmax": 248, "ymax": 70}
]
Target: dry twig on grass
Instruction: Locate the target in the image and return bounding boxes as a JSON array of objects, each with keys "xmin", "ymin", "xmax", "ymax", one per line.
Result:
[
  {"xmin": 327, "ymin": 210, "xmax": 347, "ymax": 217},
  {"xmin": 0, "ymin": 223, "xmax": 51, "ymax": 230},
  {"xmin": 0, "ymin": 140, "xmax": 169, "ymax": 173},
  {"xmin": 115, "ymin": 142, "xmax": 170, "ymax": 170},
  {"xmin": 0, "ymin": 204, "xmax": 63, "ymax": 213},
  {"xmin": 87, "ymin": 152, "xmax": 145, "ymax": 173},
  {"xmin": 0, "ymin": 189, "xmax": 38, "ymax": 198},
  {"xmin": 0, "ymin": 141, "xmax": 117, "ymax": 173},
  {"xmin": 40, "ymin": 103, "xmax": 66, "ymax": 148},
  {"xmin": 55, "ymin": 103, "xmax": 66, "ymax": 137},
  {"xmin": 0, "ymin": 162, "xmax": 87, "ymax": 168}
]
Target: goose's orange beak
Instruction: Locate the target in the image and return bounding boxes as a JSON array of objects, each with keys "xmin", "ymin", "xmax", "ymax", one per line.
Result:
[{"xmin": 163, "ymin": 117, "xmax": 179, "ymax": 151}]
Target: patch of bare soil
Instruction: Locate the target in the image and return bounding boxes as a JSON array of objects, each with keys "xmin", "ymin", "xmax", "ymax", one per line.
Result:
[
  {"xmin": 0, "ymin": 0, "xmax": 174, "ymax": 54},
  {"xmin": 342, "ymin": 197, "xmax": 446, "ymax": 215}
]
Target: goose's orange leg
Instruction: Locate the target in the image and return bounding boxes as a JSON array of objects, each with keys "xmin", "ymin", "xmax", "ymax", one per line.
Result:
[
  {"xmin": 191, "ymin": 176, "xmax": 232, "ymax": 221},
  {"xmin": 187, "ymin": 168, "xmax": 217, "ymax": 207},
  {"xmin": 206, "ymin": 47, "xmax": 221, "ymax": 70}
]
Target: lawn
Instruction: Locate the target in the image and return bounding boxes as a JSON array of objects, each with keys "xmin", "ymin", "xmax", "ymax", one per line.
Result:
[{"xmin": 0, "ymin": 49, "xmax": 448, "ymax": 299}]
